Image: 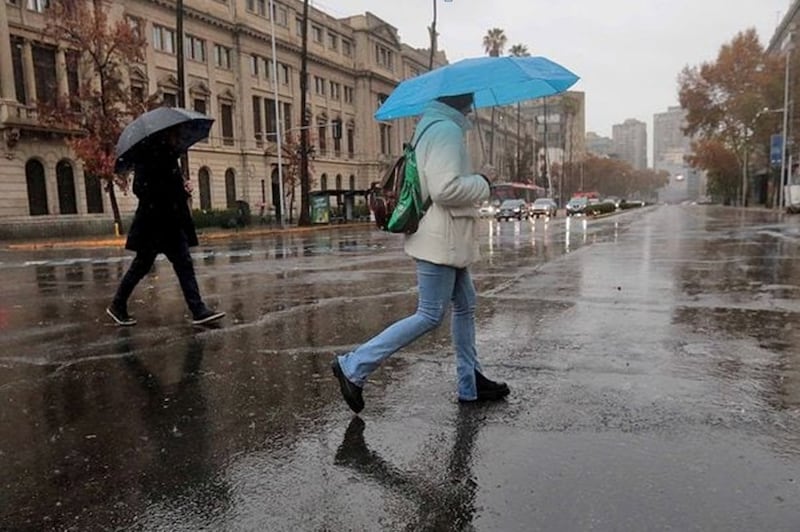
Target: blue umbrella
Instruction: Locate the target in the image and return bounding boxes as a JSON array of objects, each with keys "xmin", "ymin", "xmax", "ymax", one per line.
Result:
[
  {"xmin": 375, "ymin": 56, "xmax": 579, "ymax": 121},
  {"xmin": 114, "ymin": 107, "xmax": 214, "ymax": 173}
]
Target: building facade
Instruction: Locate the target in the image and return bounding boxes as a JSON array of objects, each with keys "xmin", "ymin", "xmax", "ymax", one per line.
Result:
[
  {"xmin": 653, "ymin": 105, "xmax": 690, "ymax": 170},
  {"xmin": 612, "ymin": 118, "xmax": 647, "ymax": 170},
  {"xmin": 585, "ymin": 131, "xmax": 612, "ymax": 157},
  {"xmin": 0, "ymin": 0, "xmax": 475, "ymax": 230},
  {"xmin": 524, "ymin": 91, "xmax": 585, "ymax": 180}
]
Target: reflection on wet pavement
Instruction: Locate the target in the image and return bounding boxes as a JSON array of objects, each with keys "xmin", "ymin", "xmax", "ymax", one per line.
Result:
[{"xmin": 2, "ymin": 206, "xmax": 800, "ymax": 530}]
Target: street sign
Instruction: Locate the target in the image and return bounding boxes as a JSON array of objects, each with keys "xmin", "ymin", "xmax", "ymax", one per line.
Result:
[{"xmin": 771, "ymin": 134, "xmax": 783, "ymax": 166}]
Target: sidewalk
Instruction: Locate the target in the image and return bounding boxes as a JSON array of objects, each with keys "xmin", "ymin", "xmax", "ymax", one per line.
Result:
[{"xmin": 2, "ymin": 221, "xmax": 374, "ymax": 251}]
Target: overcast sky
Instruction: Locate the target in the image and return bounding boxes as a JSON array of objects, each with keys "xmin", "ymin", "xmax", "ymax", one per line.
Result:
[{"xmin": 313, "ymin": 0, "xmax": 789, "ymax": 156}]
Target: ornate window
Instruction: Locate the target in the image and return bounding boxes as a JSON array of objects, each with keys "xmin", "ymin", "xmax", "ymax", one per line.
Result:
[
  {"xmin": 56, "ymin": 160, "xmax": 77, "ymax": 214},
  {"xmin": 198, "ymin": 167, "xmax": 212, "ymax": 210},
  {"xmin": 25, "ymin": 159, "xmax": 48, "ymax": 216},
  {"xmin": 224, "ymin": 168, "xmax": 236, "ymax": 208}
]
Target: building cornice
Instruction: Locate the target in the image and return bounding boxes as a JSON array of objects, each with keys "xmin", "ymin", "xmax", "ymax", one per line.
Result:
[{"xmin": 768, "ymin": 0, "xmax": 800, "ymax": 53}]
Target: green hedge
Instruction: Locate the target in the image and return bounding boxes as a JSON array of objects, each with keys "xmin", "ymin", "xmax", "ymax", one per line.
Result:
[
  {"xmin": 584, "ymin": 201, "xmax": 616, "ymax": 216},
  {"xmin": 192, "ymin": 208, "xmax": 250, "ymax": 229},
  {"xmin": 619, "ymin": 200, "xmax": 645, "ymax": 210}
]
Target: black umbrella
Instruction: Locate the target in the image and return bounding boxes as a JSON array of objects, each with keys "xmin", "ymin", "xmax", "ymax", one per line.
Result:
[{"xmin": 114, "ymin": 107, "xmax": 214, "ymax": 173}]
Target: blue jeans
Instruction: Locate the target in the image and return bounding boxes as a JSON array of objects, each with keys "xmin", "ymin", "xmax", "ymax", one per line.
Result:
[{"xmin": 338, "ymin": 259, "xmax": 483, "ymax": 401}]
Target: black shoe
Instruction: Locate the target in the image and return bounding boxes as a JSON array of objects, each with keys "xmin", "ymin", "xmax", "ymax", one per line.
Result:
[
  {"xmin": 192, "ymin": 308, "xmax": 225, "ymax": 325},
  {"xmin": 331, "ymin": 359, "xmax": 364, "ymax": 413},
  {"xmin": 106, "ymin": 304, "xmax": 136, "ymax": 326},
  {"xmin": 459, "ymin": 370, "xmax": 510, "ymax": 403}
]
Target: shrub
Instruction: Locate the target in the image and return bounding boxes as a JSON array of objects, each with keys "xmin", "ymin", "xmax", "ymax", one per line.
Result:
[
  {"xmin": 192, "ymin": 208, "xmax": 242, "ymax": 229},
  {"xmin": 619, "ymin": 200, "xmax": 645, "ymax": 210},
  {"xmin": 584, "ymin": 201, "xmax": 616, "ymax": 216}
]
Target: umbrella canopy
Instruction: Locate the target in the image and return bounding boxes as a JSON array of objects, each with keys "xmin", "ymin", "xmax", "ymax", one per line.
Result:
[
  {"xmin": 375, "ymin": 56, "xmax": 579, "ymax": 121},
  {"xmin": 114, "ymin": 107, "xmax": 214, "ymax": 173}
]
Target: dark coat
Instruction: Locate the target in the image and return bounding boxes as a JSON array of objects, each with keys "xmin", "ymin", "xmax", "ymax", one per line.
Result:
[{"xmin": 125, "ymin": 149, "xmax": 199, "ymax": 253}]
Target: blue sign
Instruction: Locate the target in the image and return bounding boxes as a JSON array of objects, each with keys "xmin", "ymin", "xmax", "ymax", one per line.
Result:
[{"xmin": 771, "ymin": 134, "xmax": 783, "ymax": 166}]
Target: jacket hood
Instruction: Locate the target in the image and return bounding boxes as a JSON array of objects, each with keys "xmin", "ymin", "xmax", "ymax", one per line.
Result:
[{"xmin": 418, "ymin": 101, "xmax": 471, "ymax": 130}]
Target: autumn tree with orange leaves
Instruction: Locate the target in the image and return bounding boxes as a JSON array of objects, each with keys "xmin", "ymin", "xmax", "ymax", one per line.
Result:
[
  {"xmin": 37, "ymin": 0, "xmax": 150, "ymax": 232},
  {"xmin": 560, "ymin": 155, "xmax": 668, "ymax": 200},
  {"xmin": 678, "ymin": 29, "xmax": 783, "ymax": 205}
]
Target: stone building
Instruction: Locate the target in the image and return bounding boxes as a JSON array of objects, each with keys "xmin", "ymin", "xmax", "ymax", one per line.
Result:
[{"xmin": 2, "ymin": 0, "xmax": 500, "ymax": 235}]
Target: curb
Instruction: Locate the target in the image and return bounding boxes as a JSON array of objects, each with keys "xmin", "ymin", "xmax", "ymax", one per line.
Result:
[{"xmin": 3, "ymin": 222, "xmax": 375, "ymax": 251}]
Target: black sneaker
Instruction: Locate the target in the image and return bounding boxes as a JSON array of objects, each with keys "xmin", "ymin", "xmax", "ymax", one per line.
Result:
[
  {"xmin": 106, "ymin": 304, "xmax": 137, "ymax": 326},
  {"xmin": 459, "ymin": 370, "xmax": 510, "ymax": 403},
  {"xmin": 331, "ymin": 359, "xmax": 364, "ymax": 413},
  {"xmin": 192, "ymin": 308, "xmax": 225, "ymax": 325}
]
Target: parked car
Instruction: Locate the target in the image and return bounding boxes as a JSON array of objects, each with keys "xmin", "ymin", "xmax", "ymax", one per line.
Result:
[
  {"xmin": 530, "ymin": 198, "xmax": 558, "ymax": 218},
  {"xmin": 494, "ymin": 199, "xmax": 530, "ymax": 221},
  {"xmin": 565, "ymin": 197, "xmax": 588, "ymax": 216}
]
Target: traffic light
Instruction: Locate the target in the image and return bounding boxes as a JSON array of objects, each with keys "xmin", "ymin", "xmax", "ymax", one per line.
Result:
[{"xmin": 332, "ymin": 118, "xmax": 342, "ymax": 140}]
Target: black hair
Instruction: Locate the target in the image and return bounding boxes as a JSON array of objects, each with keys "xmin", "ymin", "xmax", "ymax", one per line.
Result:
[{"xmin": 436, "ymin": 93, "xmax": 474, "ymax": 112}]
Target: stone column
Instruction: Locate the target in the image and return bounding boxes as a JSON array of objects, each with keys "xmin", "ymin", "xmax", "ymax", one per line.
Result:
[
  {"xmin": 0, "ymin": 0, "xmax": 17, "ymax": 100},
  {"xmin": 22, "ymin": 41, "xmax": 36, "ymax": 105},
  {"xmin": 56, "ymin": 47, "xmax": 68, "ymax": 99}
]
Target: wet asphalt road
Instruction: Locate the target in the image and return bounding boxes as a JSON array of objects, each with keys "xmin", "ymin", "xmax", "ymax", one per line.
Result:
[{"xmin": 1, "ymin": 205, "xmax": 799, "ymax": 531}]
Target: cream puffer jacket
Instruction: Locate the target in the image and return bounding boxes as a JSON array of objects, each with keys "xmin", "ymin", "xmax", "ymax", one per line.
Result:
[{"xmin": 404, "ymin": 101, "xmax": 490, "ymax": 268}]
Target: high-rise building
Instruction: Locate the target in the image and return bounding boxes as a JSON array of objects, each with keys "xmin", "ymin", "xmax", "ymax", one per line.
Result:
[
  {"xmin": 652, "ymin": 105, "xmax": 703, "ymax": 202},
  {"xmin": 585, "ymin": 132, "xmax": 612, "ymax": 157},
  {"xmin": 653, "ymin": 106, "xmax": 690, "ymax": 169},
  {"xmin": 612, "ymin": 118, "xmax": 647, "ymax": 170}
]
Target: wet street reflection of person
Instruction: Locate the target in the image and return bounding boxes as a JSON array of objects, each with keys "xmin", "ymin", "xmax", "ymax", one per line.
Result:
[
  {"xmin": 122, "ymin": 335, "xmax": 230, "ymax": 515},
  {"xmin": 335, "ymin": 406, "xmax": 484, "ymax": 530}
]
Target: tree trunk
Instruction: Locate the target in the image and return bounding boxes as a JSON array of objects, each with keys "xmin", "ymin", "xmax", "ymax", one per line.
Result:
[{"xmin": 298, "ymin": 0, "xmax": 311, "ymax": 226}]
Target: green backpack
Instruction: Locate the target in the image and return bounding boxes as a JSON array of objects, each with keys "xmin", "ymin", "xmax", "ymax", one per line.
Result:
[{"xmin": 368, "ymin": 120, "xmax": 442, "ymax": 234}]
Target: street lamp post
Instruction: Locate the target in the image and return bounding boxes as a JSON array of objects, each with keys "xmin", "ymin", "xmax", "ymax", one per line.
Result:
[
  {"xmin": 268, "ymin": 0, "xmax": 286, "ymax": 227},
  {"xmin": 779, "ymin": 29, "xmax": 794, "ymax": 212}
]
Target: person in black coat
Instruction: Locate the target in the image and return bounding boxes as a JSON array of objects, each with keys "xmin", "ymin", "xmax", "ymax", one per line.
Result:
[{"xmin": 106, "ymin": 128, "xmax": 225, "ymax": 326}]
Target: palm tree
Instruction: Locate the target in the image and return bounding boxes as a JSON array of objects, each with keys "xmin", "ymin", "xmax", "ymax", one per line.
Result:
[
  {"xmin": 482, "ymin": 28, "xmax": 507, "ymax": 166},
  {"xmin": 482, "ymin": 28, "xmax": 508, "ymax": 56},
  {"xmin": 509, "ymin": 44, "xmax": 530, "ymax": 180},
  {"xmin": 508, "ymin": 43, "xmax": 529, "ymax": 57}
]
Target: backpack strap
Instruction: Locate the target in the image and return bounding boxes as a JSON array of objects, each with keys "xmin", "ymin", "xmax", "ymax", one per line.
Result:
[{"xmin": 411, "ymin": 119, "xmax": 444, "ymax": 212}]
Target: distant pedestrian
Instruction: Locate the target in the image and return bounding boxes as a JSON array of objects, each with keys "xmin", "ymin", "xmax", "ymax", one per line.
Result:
[
  {"xmin": 331, "ymin": 93, "xmax": 509, "ymax": 413},
  {"xmin": 106, "ymin": 128, "xmax": 225, "ymax": 326}
]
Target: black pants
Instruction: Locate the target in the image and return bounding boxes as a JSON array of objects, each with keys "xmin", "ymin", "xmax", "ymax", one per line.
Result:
[{"xmin": 113, "ymin": 236, "xmax": 205, "ymax": 317}]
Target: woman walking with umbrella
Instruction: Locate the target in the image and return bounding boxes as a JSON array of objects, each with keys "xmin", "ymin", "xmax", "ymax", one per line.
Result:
[{"xmin": 106, "ymin": 108, "xmax": 224, "ymax": 326}]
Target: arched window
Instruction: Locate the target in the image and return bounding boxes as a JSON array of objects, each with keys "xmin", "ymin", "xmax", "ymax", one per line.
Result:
[
  {"xmin": 84, "ymin": 173, "xmax": 104, "ymax": 214},
  {"xmin": 349, "ymin": 174, "xmax": 355, "ymax": 190},
  {"xmin": 25, "ymin": 159, "xmax": 48, "ymax": 215},
  {"xmin": 225, "ymin": 168, "xmax": 236, "ymax": 208},
  {"xmin": 56, "ymin": 160, "xmax": 77, "ymax": 214},
  {"xmin": 198, "ymin": 167, "xmax": 212, "ymax": 210},
  {"xmin": 320, "ymin": 173, "xmax": 328, "ymax": 191},
  {"xmin": 335, "ymin": 174, "xmax": 342, "ymax": 190}
]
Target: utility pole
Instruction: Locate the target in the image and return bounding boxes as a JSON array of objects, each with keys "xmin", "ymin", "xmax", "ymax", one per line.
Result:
[
  {"xmin": 176, "ymin": 0, "xmax": 189, "ymax": 182},
  {"xmin": 428, "ymin": 0, "xmax": 437, "ymax": 70},
  {"xmin": 428, "ymin": 0, "xmax": 452, "ymax": 71},
  {"xmin": 542, "ymin": 97, "xmax": 551, "ymax": 197},
  {"xmin": 298, "ymin": 0, "xmax": 311, "ymax": 225},
  {"xmin": 779, "ymin": 29, "xmax": 794, "ymax": 211},
  {"xmin": 268, "ymin": 0, "xmax": 285, "ymax": 227}
]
